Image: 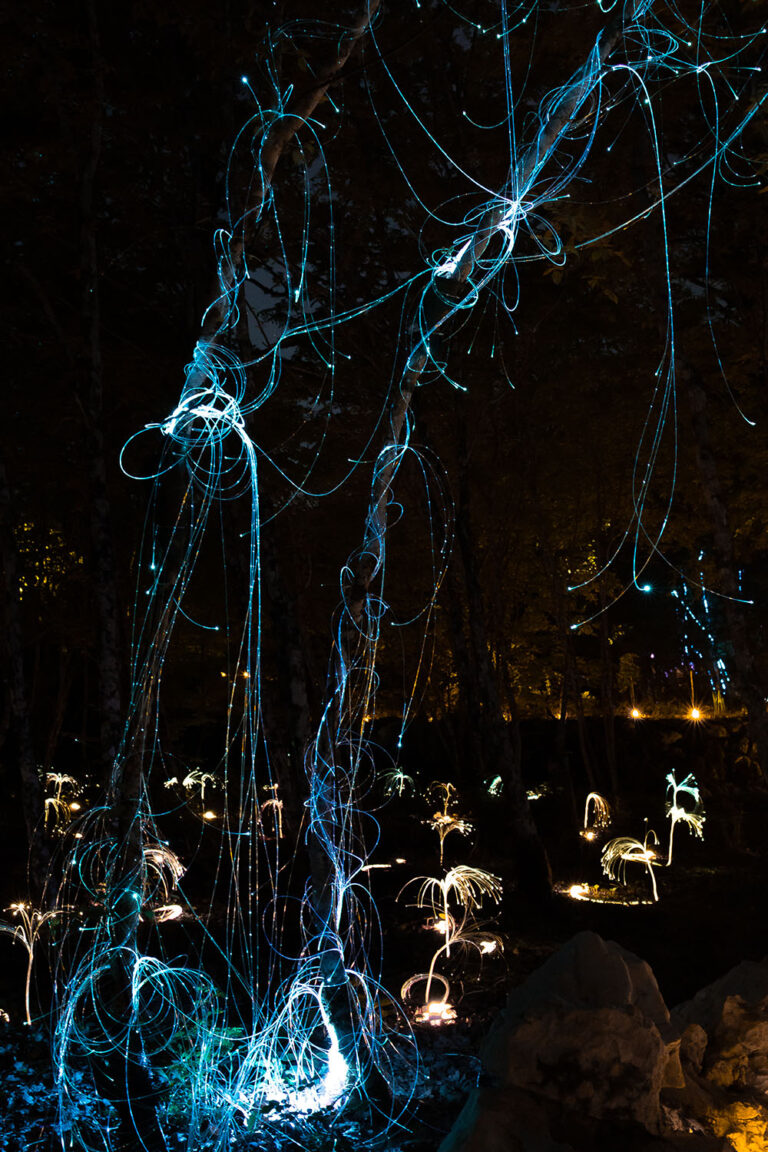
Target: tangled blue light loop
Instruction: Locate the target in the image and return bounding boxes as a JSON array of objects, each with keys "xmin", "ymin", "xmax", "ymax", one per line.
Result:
[
  {"xmin": 182, "ymin": 341, "xmax": 248, "ymax": 406},
  {"xmin": 161, "ymin": 386, "xmax": 245, "ymax": 450}
]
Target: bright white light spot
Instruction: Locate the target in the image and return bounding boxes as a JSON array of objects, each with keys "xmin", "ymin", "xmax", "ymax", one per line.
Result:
[
  {"xmin": 154, "ymin": 904, "xmax": 183, "ymax": 922},
  {"xmin": 285, "ymin": 1009, "xmax": 349, "ymax": 1112},
  {"xmin": 415, "ymin": 1000, "xmax": 457, "ymax": 1026}
]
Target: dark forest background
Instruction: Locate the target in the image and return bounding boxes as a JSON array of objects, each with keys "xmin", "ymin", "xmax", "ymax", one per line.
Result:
[{"xmin": 2, "ymin": 0, "xmax": 767, "ymax": 895}]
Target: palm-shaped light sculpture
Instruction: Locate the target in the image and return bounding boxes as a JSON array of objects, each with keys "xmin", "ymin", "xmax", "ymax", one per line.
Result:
[
  {"xmin": 665, "ymin": 772, "xmax": 705, "ymax": 866},
  {"xmin": 401, "ymin": 864, "xmax": 502, "ymax": 958},
  {"xmin": 601, "ymin": 830, "xmax": 660, "ymax": 902},
  {"xmin": 0, "ymin": 903, "xmax": 65, "ymax": 1024},
  {"xmin": 44, "ymin": 772, "xmax": 82, "ymax": 834},
  {"xmin": 429, "ymin": 811, "xmax": 473, "ymax": 865},
  {"xmin": 425, "ymin": 781, "xmax": 473, "ymax": 864},
  {"xmin": 181, "ymin": 767, "xmax": 218, "ymax": 804}
]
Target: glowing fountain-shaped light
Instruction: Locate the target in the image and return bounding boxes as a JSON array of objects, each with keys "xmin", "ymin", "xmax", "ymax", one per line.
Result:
[
  {"xmin": 581, "ymin": 791, "xmax": 611, "ymax": 841},
  {"xmin": 259, "ymin": 784, "xmax": 284, "ymax": 839},
  {"xmin": 425, "ymin": 781, "xmax": 473, "ymax": 865},
  {"xmin": 665, "ymin": 771, "xmax": 705, "ymax": 866},
  {"xmin": 601, "ymin": 831, "xmax": 660, "ymax": 902},
  {"xmin": 0, "ymin": 902, "xmax": 67, "ymax": 1025},
  {"xmin": 400, "ymin": 865, "xmax": 502, "ymax": 959},
  {"xmin": 143, "ymin": 843, "xmax": 185, "ymax": 903},
  {"xmin": 382, "ymin": 767, "xmax": 415, "ymax": 797},
  {"xmin": 44, "ymin": 772, "xmax": 82, "ymax": 835},
  {"xmin": 46, "ymin": 771, "xmax": 80, "ymax": 799},
  {"xmin": 181, "ymin": 767, "xmax": 218, "ymax": 803},
  {"xmin": 429, "ymin": 811, "xmax": 473, "ymax": 865}
]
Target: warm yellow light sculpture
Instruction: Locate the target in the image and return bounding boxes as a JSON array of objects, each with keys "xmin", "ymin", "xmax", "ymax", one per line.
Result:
[{"xmin": 601, "ymin": 831, "xmax": 660, "ymax": 902}]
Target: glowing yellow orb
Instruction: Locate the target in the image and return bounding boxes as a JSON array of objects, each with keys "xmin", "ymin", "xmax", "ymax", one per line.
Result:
[
  {"xmin": 630, "ymin": 708, "xmax": 642, "ymax": 719},
  {"xmin": 688, "ymin": 707, "xmax": 702, "ymax": 721}
]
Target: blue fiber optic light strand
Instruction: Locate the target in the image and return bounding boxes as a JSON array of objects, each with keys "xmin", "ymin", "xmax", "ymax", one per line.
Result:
[{"xmin": 48, "ymin": 2, "xmax": 767, "ymax": 1149}]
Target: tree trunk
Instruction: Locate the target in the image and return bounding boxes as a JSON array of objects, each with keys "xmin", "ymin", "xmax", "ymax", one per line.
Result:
[
  {"xmin": 44, "ymin": 648, "xmax": 73, "ymax": 772},
  {"xmin": 260, "ymin": 506, "xmax": 313, "ymax": 839},
  {"xmin": 186, "ymin": 0, "xmax": 383, "ymax": 375},
  {"xmin": 599, "ymin": 579, "xmax": 619, "ymax": 797},
  {"xmin": 446, "ymin": 525, "xmax": 486, "ymax": 778}
]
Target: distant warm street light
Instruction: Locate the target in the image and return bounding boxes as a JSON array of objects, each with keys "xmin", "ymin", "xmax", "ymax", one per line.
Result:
[{"xmin": 687, "ymin": 670, "xmax": 703, "ymax": 722}]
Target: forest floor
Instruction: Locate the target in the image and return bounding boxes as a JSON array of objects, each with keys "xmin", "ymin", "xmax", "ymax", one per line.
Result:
[{"xmin": 2, "ymin": 731, "xmax": 768, "ymax": 1151}]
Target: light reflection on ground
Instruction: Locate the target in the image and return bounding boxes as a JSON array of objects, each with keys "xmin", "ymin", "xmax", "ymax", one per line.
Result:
[{"xmin": 555, "ymin": 881, "xmax": 654, "ymax": 906}]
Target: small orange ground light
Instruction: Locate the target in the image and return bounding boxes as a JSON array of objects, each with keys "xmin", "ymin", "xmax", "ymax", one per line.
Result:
[
  {"xmin": 630, "ymin": 708, "xmax": 642, "ymax": 719},
  {"xmin": 688, "ymin": 707, "xmax": 702, "ymax": 721},
  {"xmin": 414, "ymin": 1001, "xmax": 457, "ymax": 1026}
]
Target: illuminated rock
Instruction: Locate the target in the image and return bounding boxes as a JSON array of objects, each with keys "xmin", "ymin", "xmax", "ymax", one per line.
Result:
[
  {"xmin": 672, "ymin": 960, "xmax": 768, "ymax": 1093},
  {"xmin": 441, "ymin": 931, "xmax": 683, "ymax": 1151},
  {"xmin": 704, "ymin": 1099, "xmax": 768, "ymax": 1152},
  {"xmin": 440, "ymin": 936, "xmax": 768, "ymax": 1151}
]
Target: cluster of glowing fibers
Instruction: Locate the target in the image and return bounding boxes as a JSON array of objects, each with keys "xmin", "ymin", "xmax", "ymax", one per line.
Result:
[
  {"xmin": 665, "ymin": 772, "xmax": 705, "ymax": 866},
  {"xmin": 602, "ymin": 832, "xmax": 660, "ymax": 902},
  {"xmin": 46, "ymin": 0, "xmax": 768, "ymax": 1145}
]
